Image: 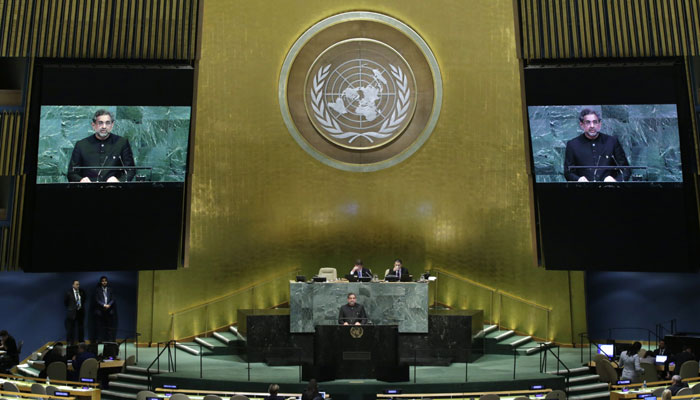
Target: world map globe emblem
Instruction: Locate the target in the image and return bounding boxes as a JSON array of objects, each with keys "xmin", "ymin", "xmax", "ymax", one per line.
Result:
[{"xmin": 305, "ymin": 39, "xmax": 418, "ymax": 150}]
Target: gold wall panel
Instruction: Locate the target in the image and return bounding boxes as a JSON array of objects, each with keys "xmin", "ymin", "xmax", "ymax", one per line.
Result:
[
  {"xmin": 518, "ymin": 0, "xmax": 700, "ymax": 59},
  {"xmin": 137, "ymin": 0, "xmax": 587, "ymax": 344}
]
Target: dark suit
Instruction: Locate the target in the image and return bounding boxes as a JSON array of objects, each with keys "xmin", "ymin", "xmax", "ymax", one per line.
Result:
[
  {"xmin": 350, "ymin": 267, "xmax": 372, "ymax": 278},
  {"xmin": 669, "ymin": 382, "xmax": 689, "ymax": 395},
  {"xmin": 39, "ymin": 347, "xmax": 67, "ymax": 378},
  {"xmin": 64, "ymin": 288, "xmax": 86, "ymax": 344},
  {"xmin": 94, "ymin": 286, "xmax": 116, "ymax": 342},
  {"xmin": 387, "ymin": 266, "xmax": 409, "ymax": 279},
  {"xmin": 338, "ymin": 303, "xmax": 368, "ymax": 325},
  {"xmin": 67, "ymin": 134, "xmax": 135, "ymax": 182},
  {"xmin": 0, "ymin": 334, "xmax": 19, "ymax": 369},
  {"xmin": 564, "ymin": 132, "xmax": 630, "ymax": 182},
  {"xmin": 665, "ymin": 350, "xmax": 696, "ymax": 376}
]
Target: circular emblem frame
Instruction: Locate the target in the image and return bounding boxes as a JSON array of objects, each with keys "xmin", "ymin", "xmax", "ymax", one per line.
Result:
[{"xmin": 279, "ymin": 12, "xmax": 443, "ymax": 172}]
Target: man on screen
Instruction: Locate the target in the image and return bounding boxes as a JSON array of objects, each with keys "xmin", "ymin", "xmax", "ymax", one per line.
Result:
[
  {"xmin": 67, "ymin": 109, "xmax": 135, "ymax": 182},
  {"xmin": 564, "ymin": 109, "xmax": 630, "ymax": 182}
]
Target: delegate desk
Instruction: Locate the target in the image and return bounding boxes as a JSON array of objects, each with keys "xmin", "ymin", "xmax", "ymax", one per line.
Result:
[
  {"xmin": 609, "ymin": 377, "xmax": 700, "ymax": 400},
  {"xmin": 0, "ymin": 374, "xmax": 101, "ymax": 400},
  {"xmin": 303, "ymin": 325, "xmax": 408, "ymax": 382},
  {"xmin": 290, "ymin": 281, "xmax": 429, "ymax": 333}
]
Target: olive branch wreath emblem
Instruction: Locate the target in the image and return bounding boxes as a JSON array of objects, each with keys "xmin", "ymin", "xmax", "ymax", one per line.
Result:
[{"xmin": 310, "ymin": 64, "xmax": 411, "ymax": 144}]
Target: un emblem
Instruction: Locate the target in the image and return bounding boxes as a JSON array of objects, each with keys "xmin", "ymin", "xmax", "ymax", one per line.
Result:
[
  {"xmin": 305, "ymin": 39, "xmax": 417, "ymax": 150},
  {"xmin": 280, "ymin": 12, "xmax": 442, "ymax": 171},
  {"xmin": 349, "ymin": 326, "xmax": 364, "ymax": 339}
]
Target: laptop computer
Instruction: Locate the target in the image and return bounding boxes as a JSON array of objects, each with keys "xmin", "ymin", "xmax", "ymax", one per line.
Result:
[
  {"xmin": 655, "ymin": 355, "xmax": 668, "ymax": 364},
  {"xmin": 345, "ymin": 274, "xmax": 358, "ymax": 282},
  {"xmin": 400, "ymin": 274, "xmax": 413, "ymax": 282}
]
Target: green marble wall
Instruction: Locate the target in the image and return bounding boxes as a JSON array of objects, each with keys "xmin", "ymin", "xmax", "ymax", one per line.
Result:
[
  {"xmin": 37, "ymin": 106, "xmax": 191, "ymax": 183},
  {"xmin": 528, "ymin": 105, "xmax": 682, "ymax": 182}
]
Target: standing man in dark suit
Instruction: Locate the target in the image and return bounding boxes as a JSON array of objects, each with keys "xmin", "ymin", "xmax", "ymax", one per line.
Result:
[
  {"xmin": 349, "ymin": 259, "xmax": 372, "ymax": 278},
  {"xmin": 64, "ymin": 280, "xmax": 86, "ymax": 345},
  {"xmin": 95, "ymin": 276, "xmax": 116, "ymax": 342}
]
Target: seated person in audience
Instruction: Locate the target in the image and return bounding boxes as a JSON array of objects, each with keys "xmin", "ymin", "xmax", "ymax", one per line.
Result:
[
  {"xmin": 668, "ymin": 375, "xmax": 689, "ymax": 395},
  {"xmin": 39, "ymin": 342, "xmax": 67, "ymax": 378},
  {"xmin": 387, "ymin": 258, "xmax": 409, "ymax": 279},
  {"xmin": 665, "ymin": 346, "xmax": 696, "ymax": 379},
  {"xmin": 70, "ymin": 342, "xmax": 96, "ymax": 380},
  {"xmin": 0, "ymin": 329, "xmax": 19, "ymax": 371},
  {"xmin": 338, "ymin": 293, "xmax": 368, "ymax": 326},
  {"xmin": 301, "ymin": 379, "xmax": 322, "ymax": 400},
  {"xmin": 619, "ymin": 341, "xmax": 644, "ymax": 383},
  {"xmin": 639, "ymin": 350, "xmax": 656, "ymax": 364},
  {"xmin": 265, "ymin": 384, "xmax": 284, "ymax": 400},
  {"xmin": 653, "ymin": 340, "xmax": 668, "ymax": 356},
  {"xmin": 661, "ymin": 389, "xmax": 672, "ymax": 400},
  {"xmin": 349, "ymin": 259, "xmax": 372, "ymax": 278}
]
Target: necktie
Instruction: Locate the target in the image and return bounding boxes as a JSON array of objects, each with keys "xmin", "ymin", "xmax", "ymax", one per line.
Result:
[
  {"xmin": 75, "ymin": 290, "xmax": 81, "ymax": 309},
  {"xmin": 397, "ymin": 268, "xmax": 401, "ymax": 278}
]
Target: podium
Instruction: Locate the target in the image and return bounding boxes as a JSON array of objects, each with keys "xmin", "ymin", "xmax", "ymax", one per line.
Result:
[{"xmin": 302, "ymin": 325, "xmax": 408, "ymax": 382}]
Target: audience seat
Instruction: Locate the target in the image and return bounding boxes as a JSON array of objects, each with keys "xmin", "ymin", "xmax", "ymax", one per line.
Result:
[
  {"xmin": 46, "ymin": 361, "xmax": 67, "ymax": 381},
  {"xmin": 170, "ymin": 394, "xmax": 191, "ymax": 400},
  {"xmin": 675, "ymin": 387, "xmax": 692, "ymax": 397},
  {"xmin": 137, "ymin": 391, "xmax": 158, "ymax": 400},
  {"xmin": 679, "ymin": 360, "xmax": 699, "ymax": 380},
  {"xmin": 79, "ymin": 358, "xmax": 98, "ymax": 380},
  {"xmin": 479, "ymin": 394, "xmax": 500, "ymax": 400},
  {"xmin": 593, "ymin": 354, "xmax": 618, "ymax": 384},
  {"xmin": 544, "ymin": 390, "xmax": 566, "ymax": 400},
  {"xmin": 641, "ymin": 363, "xmax": 659, "ymax": 382}
]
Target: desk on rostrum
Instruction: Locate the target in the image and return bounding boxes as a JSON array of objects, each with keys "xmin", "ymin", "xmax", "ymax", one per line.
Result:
[{"xmin": 302, "ymin": 325, "xmax": 408, "ymax": 382}]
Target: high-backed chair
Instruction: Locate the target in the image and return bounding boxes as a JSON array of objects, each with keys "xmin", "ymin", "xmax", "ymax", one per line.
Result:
[
  {"xmin": 692, "ymin": 384, "xmax": 700, "ymax": 395},
  {"xmin": 679, "ymin": 360, "xmax": 699, "ymax": 379},
  {"xmin": 318, "ymin": 268, "xmax": 337, "ymax": 281},
  {"xmin": 79, "ymin": 358, "xmax": 99, "ymax": 380},
  {"xmin": 137, "ymin": 391, "xmax": 158, "ymax": 400},
  {"xmin": 641, "ymin": 363, "xmax": 659, "ymax": 382},
  {"xmin": 594, "ymin": 354, "xmax": 618, "ymax": 384},
  {"xmin": 45, "ymin": 386, "xmax": 58, "ymax": 396},
  {"xmin": 479, "ymin": 395, "xmax": 500, "ymax": 400},
  {"xmin": 651, "ymin": 387, "xmax": 666, "ymax": 398},
  {"xmin": 46, "ymin": 361, "xmax": 67, "ymax": 381},
  {"xmin": 676, "ymin": 387, "xmax": 692, "ymax": 397},
  {"xmin": 2, "ymin": 382, "xmax": 19, "ymax": 397},
  {"xmin": 230, "ymin": 395, "xmax": 249, "ymax": 400},
  {"xmin": 544, "ymin": 390, "xmax": 567, "ymax": 400},
  {"xmin": 30, "ymin": 383, "xmax": 47, "ymax": 395},
  {"xmin": 203, "ymin": 395, "xmax": 222, "ymax": 400},
  {"xmin": 170, "ymin": 394, "xmax": 191, "ymax": 400}
]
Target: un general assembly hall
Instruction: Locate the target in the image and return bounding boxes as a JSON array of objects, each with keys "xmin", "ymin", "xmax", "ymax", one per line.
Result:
[{"xmin": 2, "ymin": 1, "xmax": 700, "ymax": 400}]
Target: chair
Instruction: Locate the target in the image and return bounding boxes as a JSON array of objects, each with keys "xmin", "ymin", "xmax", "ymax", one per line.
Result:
[
  {"xmin": 676, "ymin": 388, "xmax": 692, "ymax": 397},
  {"xmin": 318, "ymin": 268, "xmax": 337, "ymax": 281},
  {"xmin": 479, "ymin": 395, "xmax": 500, "ymax": 400},
  {"xmin": 513, "ymin": 397, "xmax": 529, "ymax": 400},
  {"xmin": 594, "ymin": 355, "xmax": 618, "ymax": 384},
  {"xmin": 170, "ymin": 394, "xmax": 191, "ymax": 400},
  {"xmin": 692, "ymin": 384, "xmax": 700, "ymax": 395},
  {"xmin": 137, "ymin": 391, "xmax": 158, "ymax": 400},
  {"xmin": 125, "ymin": 355, "xmax": 136, "ymax": 366},
  {"xmin": 545, "ymin": 390, "xmax": 567, "ymax": 400},
  {"xmin": 651, "ymin": 387, "xmax": 666, "ymax": 398},
  {"xmin": 45, "ymin": 386, "xmax": 58, "ymax": 396},
  {"xmin": 2, "ymin": 382, "xmax": 19, "ymax": 397},
  {"xmin": 679, "ymin": 360, "xmax": 699, "ymax": 379},
  {"xmin": 31, "ymin": 384, "xmax": 47, "ymax": 395},
  {"xmin": 79, "ymin": 357, "xmax": 99, "ymax": 380},
  {"xmin": 47, "ymin": 361, "xmax": 67, "ymax": 381},
  {"xmin": 230, "ymin": 395, "xmax": 249, "ymax": 400},
  {"xmin": 203, "ymin": 396, "xmax": 222, "ymax": 400},
  {"xmin": 642, "ymin": 363, "xmax": 660, "ymax": 382}
]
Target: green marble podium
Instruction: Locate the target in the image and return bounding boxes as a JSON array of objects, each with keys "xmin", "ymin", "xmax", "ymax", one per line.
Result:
[{"xmin": 289, "ymin": 281, "xmax": 429, "ymax": 333}]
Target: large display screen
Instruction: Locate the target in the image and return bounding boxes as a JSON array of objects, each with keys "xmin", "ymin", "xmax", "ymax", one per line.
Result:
[
  {"xmin": 528, "ymin": 104, "xmax": 682, "ymax": 183},
  {"xmin": 37, "ymin": 105, "xmax": 191, "ymax": 183}
]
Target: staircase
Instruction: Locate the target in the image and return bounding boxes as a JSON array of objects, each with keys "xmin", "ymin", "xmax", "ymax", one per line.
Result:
[
  {"xmin": 484, "ymin": 325, "xmax": 549, "ymax": 355},
  {"xmin": 546, "ymin": 365, "xmax": 610, "ymax": 400},
  {"xmin": 103, "ymin": 365, "xmax": 166, "ymax": 400}
]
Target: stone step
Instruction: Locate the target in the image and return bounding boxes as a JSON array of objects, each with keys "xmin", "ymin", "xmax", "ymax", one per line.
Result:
[
  {"xmin": 229, "ymin": 325, "xmax": 246, "ymax": 340},
  {"xmin": 474, "ymin": 324, "xmax": 499, "ymax": 338},
  {"xmin": 102, "ymin": 389, "xmax": 138, "ymax": 400},
  {"xmin": 525, "ymin": 341, "xmax": 554, "ymax": 355},
  {"xmin": 505, "ymin": 335, "xmax": 533, "ymax": 347},
  {"xmin": 485, "ymin": 330, "xmax": 515, "ymax": 341},
  {"xmin": 568, "ymin": 391, "xmax": 610, "ymax": 400},
  {"xmin": 566, "ymin": 382, "xmax": 610, "ymax": 393},
  {"xmin": 108, "ymin": 381, "xmax": 150, "ymax": 392},
  {"xmin": 547, "ymin": 366, "xmax": 591, "ymax": 375},
  {"xmin": 194, "ymin": 337, "xmax": 215, "ymax": 350},
  {"xmin": 213, "ymin": 331, "xmax": 234, "ymax": 345},
  {"xmin": 109, "ymin": 373, "xmax": 149, "ymax": 382},
  {"xmin": 175, "ymin": 342, "xmax": 200, "ymax": 356},
  {"xmin": 125, "ymin": 365, "xmax": 167, "ymax": 374},
  {"xmin": 567, "ymin": 374, "xmax": 601, "ymax": 384}
]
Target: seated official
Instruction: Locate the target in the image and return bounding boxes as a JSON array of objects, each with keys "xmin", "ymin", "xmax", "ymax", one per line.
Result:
[
  {"xmin": 39, "ymin": 342, "xmax": 67, "ymax": 378},
  {"xmin": 349, "ymin": 259, "xmax": 372, "ymax": 278},
  {"xmin": 668, "ymin": 375, "xmax": 689, "ymax": 395},
  {"xmin": 664, "ymin": 346, "xmax": 696, "ymax": 379},
  {"xmin": 0, "ymin": 329, "xmax": 19, "ymax": 371},
  {"xmin": 69, "ymin": 342, "xmax": 96, "ymax": 380},
  {"xmin": 67, "ymin": 109, "xmax": 135, "ymax": 183},
  {"xmin": 653, "ymin": 339, "xmax": 668, "ymax": 356},
  {"xmin": 338, "ymin": 293, "xmax": 368, "ymax": 325},
  {"xmin": 564, "ymin": 109, "xmax": 630, "ymax": 182},
  {"xmin": 387, "ymin": 258, "xmax": 409, "ymax": 279}
]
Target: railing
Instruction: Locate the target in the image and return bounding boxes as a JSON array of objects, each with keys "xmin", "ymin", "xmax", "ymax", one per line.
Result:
[
  {"xmin": 147, "ymin": 340, "xmax": 177, "ymax": 390},
  {"xmin": 539, "ymin": 343, "xmax": 570, "ymax": 386},
  {"xmin": 579, "ymin": 327, "xmax": 662, "ymax": 363},
  {"xmin": 430, "ymin": 268, "xmax": 552, "ymax": 340},
  {"xmin": 168, "ymin": 268, "xmax": 300, "ymax": 340},
  {"xmin": 656, "ymin": 319, "xmax": 677, "ymax": 339},
  {"xmin": 111, "ymin": 329, "xmax": 141, "ymax": 364}
]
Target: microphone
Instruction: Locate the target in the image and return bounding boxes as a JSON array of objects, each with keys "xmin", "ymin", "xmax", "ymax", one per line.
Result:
[
  {"xmin": 118, "ymin": 155, "xmax": 128, "ymax": 182},
  {"xmin": 97, "ymin": 154, "xmax": 109, "ymax": 181},
  {"xmin": 593, "ymin": 155, "xmax": 602, "ymax": 182},
  {"xmin": 610, "ymin": 154, "xmax": 623, "ymax": 181}
]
